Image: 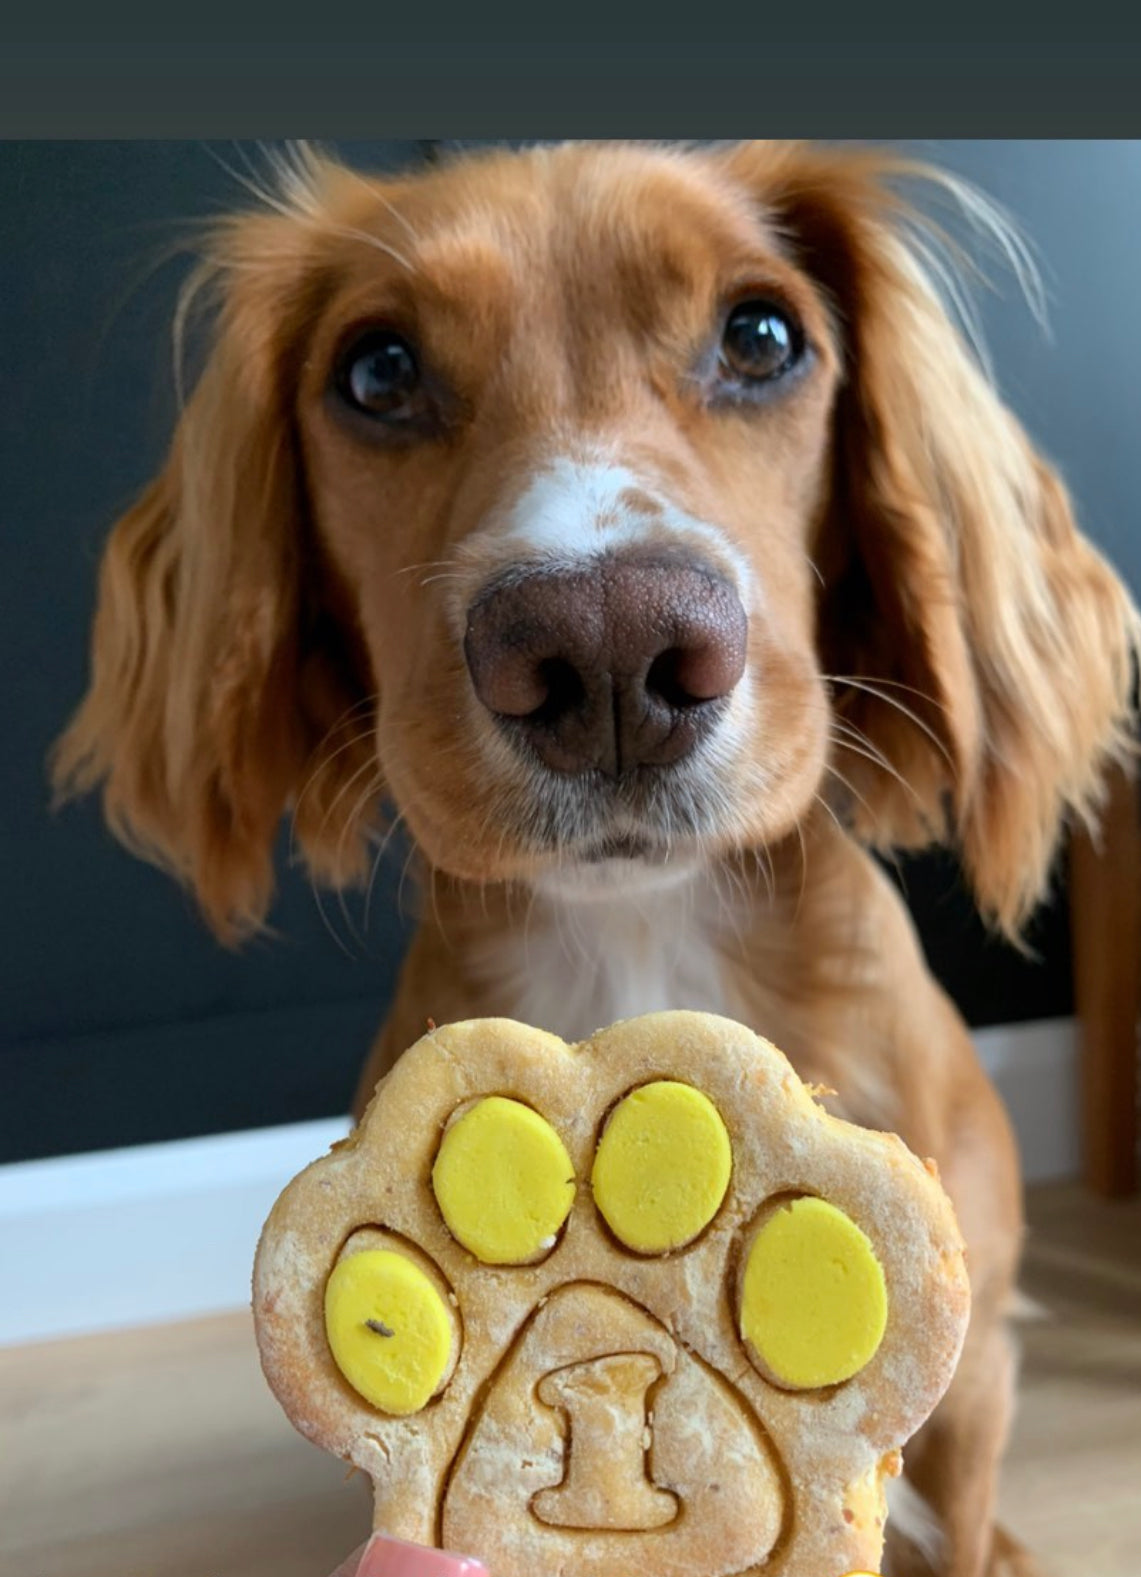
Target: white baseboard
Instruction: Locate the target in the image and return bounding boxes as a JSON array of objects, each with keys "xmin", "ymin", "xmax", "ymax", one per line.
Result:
[
  {"xmin": 0, "ymin": 1017, "xmax": 1080, "ymax": 1347},
  {"xmin": 0, "ymin": 1116, "xmax": 350, "ymax": 1347},
  {"xmin": 974, "ymin": 1017, "xmax": 1081, "ymax": 1186}
]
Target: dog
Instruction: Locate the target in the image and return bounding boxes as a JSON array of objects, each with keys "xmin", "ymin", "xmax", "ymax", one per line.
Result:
[{"xmin": 52, "ymin": 140, "xmax": 1138, "ymax": 1576}]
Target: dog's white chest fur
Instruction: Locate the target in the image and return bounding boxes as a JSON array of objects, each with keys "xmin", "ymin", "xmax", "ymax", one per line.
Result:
[{"xmin": 473, "ymin": 867, "xmax": 732, "ymax": 1044}]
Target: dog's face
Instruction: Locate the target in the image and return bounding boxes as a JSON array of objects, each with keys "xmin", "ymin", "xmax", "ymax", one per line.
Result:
[
  {"xmin": 53, "ymin": 141, "xmax": 1138, "ymax": 938},
  {"xmin": 295, "ymin": 145, "xmax": 841, "ymax": 891}
]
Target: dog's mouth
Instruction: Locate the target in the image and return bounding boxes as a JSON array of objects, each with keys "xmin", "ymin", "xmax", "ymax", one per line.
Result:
[
  {"xmin": 462, "ymin": 754, "xmax": 739, "ymax": 894},
  {"xmin": 580, "ymin": 832, "xmax": 660, "ymax": 863},
  {"xmin": 530, "ymin": 823, "xmax": 707, "ymax": 902},
  {"xmin": 502, "ymin": 757, "xmax": 732, "ymax": 854}
]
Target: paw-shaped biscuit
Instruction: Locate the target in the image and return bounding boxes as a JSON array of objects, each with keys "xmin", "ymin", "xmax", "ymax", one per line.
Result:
[{"xmin": 253, "ymin": 1012, "xmax": 969, "ymax": 1577}]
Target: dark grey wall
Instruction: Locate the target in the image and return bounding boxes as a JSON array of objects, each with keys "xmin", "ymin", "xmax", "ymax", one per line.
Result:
[
  {"xmin": 4, "ymin": 141, "xmax": 1137, "ymax": 1163},
  {"xmin": 2, "ymin": 143, "xmax": 426, "ymax": 1164},
  {"xmin": 920, "ymin": 141, "xmax": 1141, "ymax": 591}
]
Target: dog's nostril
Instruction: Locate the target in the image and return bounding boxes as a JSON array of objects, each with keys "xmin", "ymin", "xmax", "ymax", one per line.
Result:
[
  {"xmin": 646, "ymin": 647, "xmax": 725, "ymax": 710},
  {"xmin": 646, "ymin": 649, "xmax": 697, "ymax": 710},
  {"xmin": 534, "ymin": 657, "xmax": 586, "ymax": 721}
]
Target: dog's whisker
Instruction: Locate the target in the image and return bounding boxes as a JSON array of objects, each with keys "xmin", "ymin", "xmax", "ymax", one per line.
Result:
[
  {"xmin": 290, "ymin": 725, "xmax": 378, "ymax": 853},
  {"xmin": 308, "ymin": 876, "xmax": 360, "ymax": 962},
  {"xmin": 296, "ymin": 763, "xmax": 380, "ymax": 958},
  {"xmin": 826, "ymin": 673, "xmax": 948, "ymax": 710},
  {"xmin": 758, "ymin": 847, "xmax": 777, "ymax": 910},
  {"xmin": 364, "ymin": 807, "xmax": 408, "ymax": 933},
  {"xmin": 711, "ymin": 856, "xmax": 749, "ymax": 956},
  {"xmin": 205, "ymin": 144, "xmax": 419, "ymax": 273},
  {"xmin": 820, "ymin": 759, "xmax": 877, "ymax": 827},
  {"xmin": 829, "ymin": 720, "xmax": 925, "ymax": 806},
  {"xmin": 812, "ymin": 787, "xmax": 848, "ymax": 840},
  {"xmin": 366, "ymin": 187, "xmax": 423, "ymax": 249},
  {"xmin": 791, "ymin": 813, "xmax": 809, "ymax": 923},
  {"xmin": 393, "ymin": 557, "xmax": 466, "ymax": 580},
  {"xmin": 825, "ymin": 674, "xmax": 955, "ymax": 769},
  {"xmin": 830, "ymin": 738, "xmax": 924, "ymax": 807},
  {"xmin": 333, "ymin": 223, "xmax": 417, "ymax": 273},
  {"xmin": 395, "ymin": 839, "xmax": 421, "ymax": 927},
  {"xmin": 288, "ymin": 695, "xmax": 380, "ymax": 861},
  {"xmin": 310, "ymin": 751, "xmax": 385, "ymax": 876},
  {"xmin": 332, "ymin": 769, "xmax": 387, "ymax": 947},
  {"xmin": 428, "ymin": 864, "xmax": 451, "ymax": 951}
]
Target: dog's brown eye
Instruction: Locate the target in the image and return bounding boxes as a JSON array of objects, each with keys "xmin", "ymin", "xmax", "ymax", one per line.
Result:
[
  {"xmin": 721, "ymin": 300, "xmax": 804, "ymax": 383},
  {"xmin": 337, "ymin": 330, "xmax": 421, "ymax": 419}
]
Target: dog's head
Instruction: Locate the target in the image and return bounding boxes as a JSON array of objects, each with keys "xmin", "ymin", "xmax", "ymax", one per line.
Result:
[{"xmin": 53, "ymin": 140, "xmax": 1138, "ymax": 938}]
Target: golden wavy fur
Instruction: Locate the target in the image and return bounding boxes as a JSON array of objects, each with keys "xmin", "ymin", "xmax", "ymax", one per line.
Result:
[{"xmin": 53, "ymin": 141, "xmax": 1138, "ymax": 1576}]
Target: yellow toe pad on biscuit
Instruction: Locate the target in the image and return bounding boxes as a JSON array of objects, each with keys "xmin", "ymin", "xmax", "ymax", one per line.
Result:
[
  {"xmin": 740, "ymin": 1196, "xmax": 888, "ymax": 1389},
  {"xmin": 432, "ymin": 1096, "xmax": 575, "ymax": 1264},
  {"xmin": 324, "ymin": 1249, "xmax": 454, "ymax": 1416},
  {"xmin": 592, "ymin": 1080, "xmax": 732, "ymax": 1254}
]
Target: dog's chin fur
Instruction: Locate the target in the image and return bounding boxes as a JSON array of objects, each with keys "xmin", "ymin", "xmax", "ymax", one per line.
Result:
[
  {"xmin": 51, "ymin": 140, "xmax": 1138, "ymax": 1577},
  {"xmin": 534, "ymin": 855, "xmax": 706, "ymax": 905}
]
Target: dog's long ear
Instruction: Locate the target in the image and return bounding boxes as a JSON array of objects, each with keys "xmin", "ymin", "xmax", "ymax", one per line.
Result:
[
  {"xmin": 51, "ymin": 183, "xmax": 373, "ymax": 941},
  {"xmin": 725, "ymin": 142, "xmax": 1139, "ymax": 935}
]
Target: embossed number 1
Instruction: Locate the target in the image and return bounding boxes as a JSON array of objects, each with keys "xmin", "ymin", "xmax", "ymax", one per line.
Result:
[{"xmin": 532, "ymin": 1352, "xmax": 680, "ymax": 1532}]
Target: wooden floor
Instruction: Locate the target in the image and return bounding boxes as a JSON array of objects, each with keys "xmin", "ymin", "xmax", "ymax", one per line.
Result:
[{"xmin": 1, "ymin": 1184, "xmax": 1138, "ymax": 1577}]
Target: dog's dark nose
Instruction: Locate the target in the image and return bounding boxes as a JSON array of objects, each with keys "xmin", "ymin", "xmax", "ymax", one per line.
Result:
[{"xmin": 464, "ymin": 552, "xmax": 748, "ymax": 775}]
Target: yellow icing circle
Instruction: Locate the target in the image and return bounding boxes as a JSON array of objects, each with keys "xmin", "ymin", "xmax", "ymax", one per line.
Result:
[
  {"xmin": 324, "ymin": 1249, "xmax": 454, "ymax": 1415},
  {"xmin": 431, "ymin": 1096, "xmax": 575, "ymax": 1264},
  {"xmin": 591, "ymin": 1081, "xmax": 732, "ymax": 1254},
  {"xmin": 740, "ymin": 1196, "xmax": 888, "ymax": 1389}
]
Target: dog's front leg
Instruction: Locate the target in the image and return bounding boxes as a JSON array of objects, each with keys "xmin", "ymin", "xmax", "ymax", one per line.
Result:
[
  {"xmin": 884, "ymin": 1062, "xmax": 1038, "ymax": 1577},
  {"xmin": 886, "ymin": 1312, "xmax": 1022, "ymax": 1575}
]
